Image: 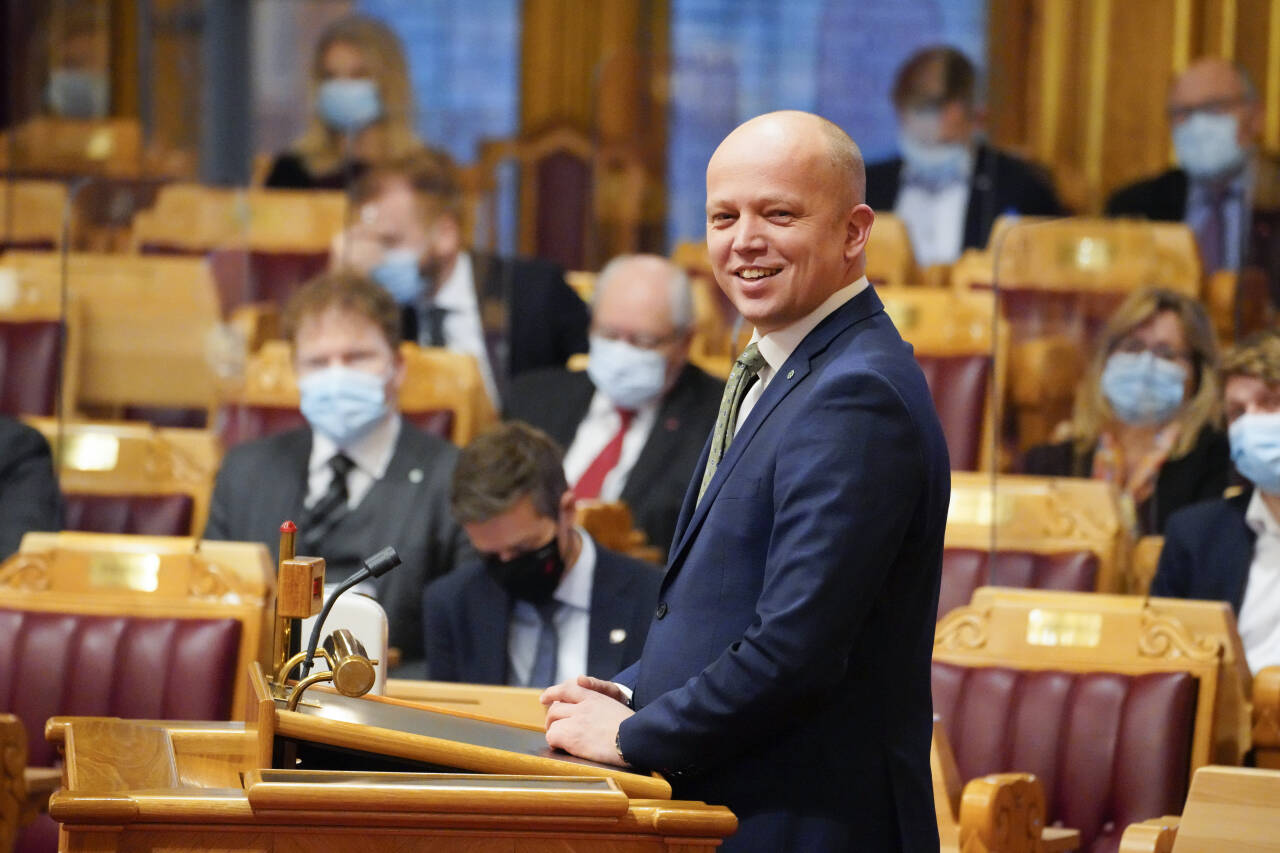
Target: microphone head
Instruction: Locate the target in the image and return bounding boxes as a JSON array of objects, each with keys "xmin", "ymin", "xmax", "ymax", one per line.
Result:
[{"xmin": 362, "ymin": 546, "xmax": 400, "ymax": 578}]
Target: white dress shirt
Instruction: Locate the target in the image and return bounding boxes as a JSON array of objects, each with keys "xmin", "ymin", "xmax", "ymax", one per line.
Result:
[
  {"xmin": 1238, "ymin": 490, "xmax": 1280, "ymax": 673},
  {"xmin": 735, "ymin": 276, "xmax": 870, "ymax": 434},
  {"xmin": 306, "ymin": 413, "xmax": 401, "ymax": 510},
  {"xmin": 507, "ymin": 528, "xmax": 596, "ymax": 687},
  {"xmin": 434, "ymin": 251, "xmax": 502, "ymax": 407},
  {"xmin": 562, "ymin": 391, "xmax": 660, "ymax": 499},
  {"xmin": 895, "ymin": 179, "xmax": 971, "ymax": 266}
]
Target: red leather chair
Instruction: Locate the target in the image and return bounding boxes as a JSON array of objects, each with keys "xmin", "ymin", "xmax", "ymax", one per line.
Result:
[
  {"xmin": 0, "ymin": 321, "xmax": 62, "ymax": 417},
  {"xmin": 938, "ymin": 547, "xmax": 1098, "ymax": 619},
  {"xmin": 61, "ymin": 494, "xmax": 194, "ymax": 536},
  {"xmin": 207, "ymin": 248, "xmax": 330, "ymax": 313},
  {"xmin": 932, "ymin": 663, "xmax": 1195, "ymax": 853},
  {"xmin": 915, "ymin": 354, "xmax": 992, "ymax": 471}
]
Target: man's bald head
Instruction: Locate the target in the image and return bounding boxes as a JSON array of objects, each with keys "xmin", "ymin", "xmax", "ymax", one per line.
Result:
[
  {"xmin": 715, "ymin": 111, "xmax": 865, "ymax": 210},
  {"xmin": 1168, "ymin": 57, "xmax": 1261, "ymax": 147}
]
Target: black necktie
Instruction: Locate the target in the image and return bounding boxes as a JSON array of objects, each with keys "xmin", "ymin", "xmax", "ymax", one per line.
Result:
[{"xmin": 300, "ymin": 453, "xmax": 355, "ymax": 553}]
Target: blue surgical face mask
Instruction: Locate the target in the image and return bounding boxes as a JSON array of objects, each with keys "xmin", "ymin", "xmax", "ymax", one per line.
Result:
[
  {"xmin": 46, "ymin": 68, "xmax": 108, "ymax": 119},
  {"xmin": 1230, "ymin": 411, "xmax": 1280, "ymax": 495},
  {"xmin": 1100, "ymin": 351, "xmax": 1188, "ymax": 426},
  {"xmin": 298, "ymin": 365, "xmax": 390, "ymax": 447},
  {"xmin": 317, "ymin": 78, "xmax": 382, "ymax": 133},
  {"xmin": 371, "ymin": 248, "xmax": 423, "ymax": 305},
  {"xmin": 898, "ymin": 134, "xmax": 971, "ymax": 188},
  {"xmin": 1172, "ymin": 111, "xmax": 1247, "ymax": 180},
  {"xmin": 586, "ymin": 335, "xmax": 670, "ymax": 410}
]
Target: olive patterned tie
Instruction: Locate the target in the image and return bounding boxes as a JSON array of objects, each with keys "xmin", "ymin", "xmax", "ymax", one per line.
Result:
[{"xmin": 697, "ymin": 342, "xmax": 768, "ymax": 504}]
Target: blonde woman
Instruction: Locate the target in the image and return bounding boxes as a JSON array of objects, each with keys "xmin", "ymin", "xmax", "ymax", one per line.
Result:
[
  {"xmin": 1023, "ymin": 287, "xmax": 1230, "ymax": 534},
  {"xmin": 265, "ymin": 15, "xmax": 445, "ymax": 190}
]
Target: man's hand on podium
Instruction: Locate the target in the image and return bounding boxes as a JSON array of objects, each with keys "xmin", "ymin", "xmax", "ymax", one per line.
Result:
[{"xmin": 541, "ymin": 675, "xmax": 634, "ymax": 767}]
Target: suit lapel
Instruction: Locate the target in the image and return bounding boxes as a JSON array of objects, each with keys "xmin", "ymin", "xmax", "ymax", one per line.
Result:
[
  {"xmin": 620, "ymin": 368, "xmax": 699, "ymax": 505},
  {"xmin": 664, "ymin": 289, "xmax": 886, "ymax": 576},
  {"xmin": 280, "ymin": 429, "xmax": 313, "ymax": 521},
  {"xmin": 963, "ymin": 144, "xmax": 993, "ymax": 250},
  {"xmin": 586, "ymin": 551, "xmax": 629, "ymax": 677}
]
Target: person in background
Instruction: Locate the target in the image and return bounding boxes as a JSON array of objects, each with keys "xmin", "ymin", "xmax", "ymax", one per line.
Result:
[
  {"xmin": 1107, "ymin": 58, "xmax": 1279, "ymax": 301},
  {"xmin": 1023, "ymin": 287, "xmax": 1228, "ymax": 535},
  {"xmin": 505, "ymin": 255, "xmax": 723, "ymax": 553},
  {"xmin": 44, "ymin": 7, "xmax": 109, "ymax": 120},
  {"xmin": 0, "ymin": 417, "xmax": 61, "ymax": 559},
  {"xmin": 331, "ymin": 152, "xmax": 589, "ymax": 408},
  {"xmin": 865, "ymin": 45, "xmax": 1064, "ymax": 266},
  {"xmin": 264, "ymin": 15, "xmax": 445, "ymax": 190},
  {"xmin": 204, "ymin": 271, "xmax": 470, "ymax": 675},
  {"xmin": 423, "ymin": 422, "xmax": 661, "ymax": 687},
  {"xmin": 1153, "ymin": 329, "xmax": 1280, "ymax": 674}
]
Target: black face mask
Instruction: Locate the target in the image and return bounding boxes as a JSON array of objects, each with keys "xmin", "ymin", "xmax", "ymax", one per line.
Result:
[{"xmin": 484, "ymin": 538, "xmax": 565, "ymax": 604}]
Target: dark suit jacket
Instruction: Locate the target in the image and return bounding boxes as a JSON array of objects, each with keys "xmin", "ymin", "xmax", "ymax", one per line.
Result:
[
  {"xmin": 614, "ymin": 287, "xmax": 950, "ymax": 852},
  {"xmin": 1107, "ymin": 159, "xmax": 1280, "ymax": 308},
  {"xmin": 403, "ymin": 252, "xmax": 590, "ymax": 402},
  {"xmin": 865, "ymin": 143, "xmax": 1065, "ymax": 250},
  {"xmin": 1152, "ymin": 489, "xmax": 1254, "ymax": 613},
  {"xmin": 0, "ymin": 417, "xmax": 61, "ymax": 559},
  {"xmin": 1022, "ymin": 426, "xmax": 1230, "ymax": 535},
  {"xmin": 421, "ymin": 541, "xmax": 662, "ymax": 684},
  {"xmin": 203, "ymin": 421, "xmax": 472, "ymax": 672},
  {"xmin": 263, "ymin": 152, "xmax": 364, "ymax": 191},
  {"xmin": 504, "ymin": 364, "xmax": 724, "ymax": 553}
]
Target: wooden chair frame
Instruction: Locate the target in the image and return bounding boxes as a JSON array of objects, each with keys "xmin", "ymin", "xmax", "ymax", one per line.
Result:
[
  {"xmin": 0, "ymin": 180, "xmax": 68, "ymax": 250},
  {"xmin": 864, "ymin": 212, "xmax": 921, "ymax": 289},
  {"xmin": 1117, "ymin": 766, "xmax": 1280, "ymax": 853}
]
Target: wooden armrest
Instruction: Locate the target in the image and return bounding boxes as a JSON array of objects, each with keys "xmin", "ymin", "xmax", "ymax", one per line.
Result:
[
  {"xmin": 1254, "ymin": 665, "xmax": 1280, "ymax": 769},
  {"xmin": 1117, "ymin": 816, "xmax": 1179, "ymax": 853},
  {"xmin": 958, "ymin": 772, "xmax": 1047, "ymax": 853}
]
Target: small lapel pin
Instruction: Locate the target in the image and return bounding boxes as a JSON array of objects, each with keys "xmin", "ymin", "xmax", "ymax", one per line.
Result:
[
  {"xmin": 786, "ymin": 369, "xmax": 795, "ymax": 380},
  {"xmin": 408, "ymin": 468, "xmax": 424, "ymax": 484},
  {"xmin": 609, "ymin": 628, "xmax": 627, "ymax": 645},
  {"xmin": 664, "ymin": 416, "xmax": 680, "ymax": 431}
]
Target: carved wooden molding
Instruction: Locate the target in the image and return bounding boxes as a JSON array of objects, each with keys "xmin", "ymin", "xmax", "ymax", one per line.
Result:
[
  {"xmin": 0, "ymin": 713, "xmax": 27, "ymax": 853},
  {"xmin": 1138, "ymin": 609, "xmax": 1222, "ymax": 663},
  {"xmin": 0, "ymin": 553, "xmax": 50, "ymax": 592},
  {"xmin": 935, "ymin": 607, "xmax": 991, "ymax": 652},
  {"xmin": 958, "ymin": 772, "xmax": 1044, "ymax": 853}
]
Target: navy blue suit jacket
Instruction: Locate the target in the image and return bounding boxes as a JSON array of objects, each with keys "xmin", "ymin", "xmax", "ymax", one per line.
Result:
[
  {"xmin": 422, "ymin": 543, "xmax": 662, "ymax": 684},
  {"xmin": 615, "ymin": 287, "xmax": 951, "ymax": 853},
  {"xmin": 1152, "ymin": 489, "xmax": 1255, "ymax": 613}
]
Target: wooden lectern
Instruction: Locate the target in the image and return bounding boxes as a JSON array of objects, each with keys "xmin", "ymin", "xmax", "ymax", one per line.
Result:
[{"xmin": 46, "ymin": 662, "xmax": 736, "ymax": 851}]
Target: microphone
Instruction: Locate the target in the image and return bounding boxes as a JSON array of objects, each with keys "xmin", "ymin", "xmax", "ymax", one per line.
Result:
[{"xmin": 300, "ymin": 546, "xmax": 400, "ymax": 678}]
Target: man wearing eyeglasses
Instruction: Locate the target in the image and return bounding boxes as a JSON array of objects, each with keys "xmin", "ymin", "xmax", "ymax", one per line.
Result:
[
  {"xmin": 505, "ymin": 254, "xmax": 723, "ymax": 553},
  {"xmin": 1108, "ymin": 58, "xmax": 1279, "ymax": 312}
]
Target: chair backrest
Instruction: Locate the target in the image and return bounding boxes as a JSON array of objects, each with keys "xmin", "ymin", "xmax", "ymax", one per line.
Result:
[
  {"xmin": 0, "ymin": 180, "xmax": 67, "ymax": 250},
  {"xmin": 1129, "ymin": 535, "xmax": 1165, "ymax": 596},
  {"xmin": 576, "ymin": 500, "xmax": 662, "ymax": 563},
  {"xmin": 880, "ymin": 287, "xmax": 1006, "ymax": 471},
  {"xmin": 865, "ymin": 212, "xmax": 920, "ymax": 288},
  {"xmin": 0, "ymin": 252, "xmax": 221, "ymax": 418},
  {"xmin": 220, "ymin": 341, "xmax": 495, "ymax": 447},
  {"xmin": 0, "ymin": 118, "xmax": 143, "ymax": 178},
  {"xmin": 0, "ymin": 531, "xmax": 274, "ymax": 766},
  {"xmin": 934, "ymin": 587, "xmax": 1250, "ymax": 853},
  {"xmin": 132, "ymin": 184, "xmax": 348, "ymax": 254},
  {"xmin": 946, "ymin": 473, "xmax": 1130, "ymax": 594},
  {"xmin": 938, "ymin": 547, "xmax": 1098, "ymax": 619},
  {"xmin": 0, "ymin": 271, "xmax": 80, "ymax": 418},
  {"xmin": 24, "ymin": 417, "xmax": 222, "ymax": 537}
]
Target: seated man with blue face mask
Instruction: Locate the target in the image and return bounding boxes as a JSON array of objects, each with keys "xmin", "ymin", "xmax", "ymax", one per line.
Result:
[
  {"xmin": 1108, "ymin": 58, "xmax": 1278, "ymax": 307},
  {"xmin": 204, "ymin": 271, "xmax": 472, "ymax": 676},
  {"xmin": 504, "ymin": 255, "xmax": 724, "ymax": 554},
  {"xmin": 1154, "ymin": 329, "xmax": 1280, "ymax": 674},
  {"xmin": 865, "ymin": 45, "xmax": 1064, "ymax": 266}
]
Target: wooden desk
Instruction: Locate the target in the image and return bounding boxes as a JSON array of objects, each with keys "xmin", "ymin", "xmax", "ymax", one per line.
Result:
[{"xmin": 47, "ymin": 665, "xmax": 736, "ymax": 851}]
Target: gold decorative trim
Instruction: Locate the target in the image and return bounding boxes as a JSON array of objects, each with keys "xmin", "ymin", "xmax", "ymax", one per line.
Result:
[
  {"xmin": 187, "ymin": 557, "xmax": 245, "ymax": 602},
  {"xmin": 935, "ymin": 608, "xmax": 991, "ymax": 651},
  {"xmin": 1138, "ymin": 609, "xmax": 1222, "ymax": 662},
  {"xmin": 0, "ymin": 553, "xmax": 51, "ymax": 592}
]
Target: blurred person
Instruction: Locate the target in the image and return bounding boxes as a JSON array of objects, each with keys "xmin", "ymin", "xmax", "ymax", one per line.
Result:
[
  {"xmin": 505, "ymin": 255, "xmax": 723, "ymax": 553},
  {"xmin": 0, "ymin": 417, "xmax": 61, "ymax": 559},
  {"xmin": 44, "ymin": 7, "xmax": 109, "ymax": 120},
  {"xmin": 423, "ymin": 422, "xmax": 661, "ymax": 687},
  {"xmin": 1023, "ymin": 287, "xmax": 1229, "ymax": 534},
  {"xmin": 865, "ymin": 45, "xmax": 1064, "ymax": 266},
  {"xmin": 1108, "ymin": 58, "xmax": 1279, "ymax": 289},
  {"xmin": 204, "ymin": 270, "xmax": 470, "ymax": 675},
  {"xmin": 331, "ymin": 152, "xmax": 589, "ymax": 407},
  {"xmin": 1153, "ymin": 329, "xmax": 1280, "ymax": 673},
  {"xmin": 264, "ymin": 15, "xmax": 446, "ymax": 190}
]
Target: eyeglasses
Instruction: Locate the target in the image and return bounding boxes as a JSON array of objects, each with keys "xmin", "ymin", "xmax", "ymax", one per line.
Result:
[
  {"xmin": 1113, "ymin": 338, "xmax": 1193, "ymax": 364},
  {"xmin": 593, "ymin": 326, "xmax": 683, "ymax": 351},
  {"xmin": 1167, "ymin": 97, "xmax": 1248, "ymax": 123}
]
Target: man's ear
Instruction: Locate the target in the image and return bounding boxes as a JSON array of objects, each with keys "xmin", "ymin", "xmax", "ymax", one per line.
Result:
[
  {"xmin": 431, "ymin": 215, "xmax": 463, "ymax": 256},
  {"xmin": 845, "ymin": 204, "xmax": 875, "ymax": 261}
]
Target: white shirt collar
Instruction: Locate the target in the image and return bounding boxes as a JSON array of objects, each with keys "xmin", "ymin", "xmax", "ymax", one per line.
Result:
[
  {"xmin": 1246, "ymin": 489, "xmax": 1280, "ymax": 540},
  {"xmin": 753, "ymin": 276, "xmax": 869, "ymax": 373},
  {"xmin": 433, "ymin": 250, "xmax": 476, "ymax": 313},
  {"xmin": 553, "ymin": 527, "xmax": 595, "ymax": 611},
  {"xmin": 310, "ymin": 412, "xmax": 401, "ymax": 480}
]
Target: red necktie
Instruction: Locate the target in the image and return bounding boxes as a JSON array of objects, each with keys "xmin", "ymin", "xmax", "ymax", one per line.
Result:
[{"xmin": 573, "ymin": 408, "xmax": 636, "ymax": 499}]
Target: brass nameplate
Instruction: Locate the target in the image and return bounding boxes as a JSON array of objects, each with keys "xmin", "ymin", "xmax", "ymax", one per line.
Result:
[
  {"xmin": 88, "ymin": 553, "xmax": 160, "ymax": 592},
  {"xmin": 1026, "ymin": 608, "xmax": 1102, "ymax": 648},
  {"xmin": 58, "ymin": 433, "xmax": 119, "ymax": 471},
  {"xmin": 1061, "ymin": 235, "xmax": 1115, "ymax": 272}
]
